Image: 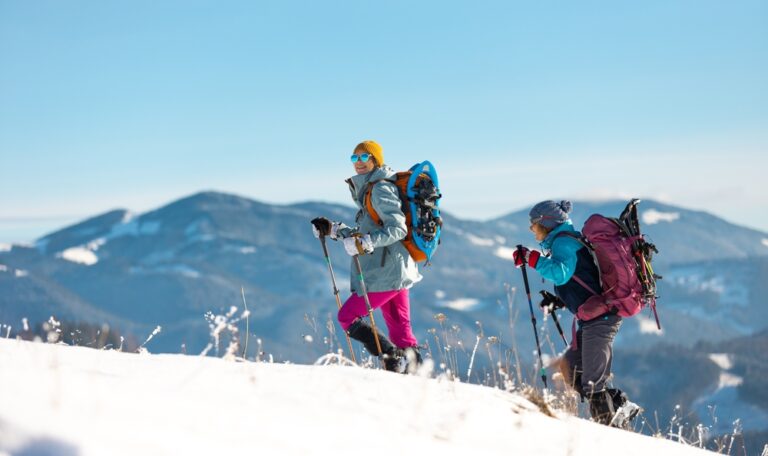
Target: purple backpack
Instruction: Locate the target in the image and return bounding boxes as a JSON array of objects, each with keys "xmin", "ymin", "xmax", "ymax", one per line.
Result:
[{"xmin": 560, "ymin": 200, "xmax": 661, "ymax": 328}]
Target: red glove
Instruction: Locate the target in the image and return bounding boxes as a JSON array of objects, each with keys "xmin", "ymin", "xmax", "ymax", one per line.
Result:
[{"xmin": 513, "ymin": 247, "xmax": 541, "ymax": 268}]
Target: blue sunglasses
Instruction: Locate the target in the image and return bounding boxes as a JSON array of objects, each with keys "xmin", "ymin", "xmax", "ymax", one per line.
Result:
[{"xmin": 350, "ymin": 153, "xmax": 371, "ymax": 163}]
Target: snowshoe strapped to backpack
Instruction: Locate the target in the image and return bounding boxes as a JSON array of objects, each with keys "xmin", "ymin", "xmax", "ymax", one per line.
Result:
[
  {"xmin": 364, "ymin": 161, "xmax": 442, "ymax": 263},
  {"xmin": 558, "ymin": 199, "xmax": 662, "ymax": 328}
]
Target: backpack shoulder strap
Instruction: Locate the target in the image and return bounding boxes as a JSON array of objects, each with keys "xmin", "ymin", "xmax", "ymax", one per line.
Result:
[
  {"xmin": 554, "ymin": 231, "xmax": 603, "ymax": 295},
  {"xmin": 364, "ymin": 178, "xmax": 395, "ymax": 227},
  {"xmin": 554, "ymin": 230, "xmax": 589, "ymax": 247}
]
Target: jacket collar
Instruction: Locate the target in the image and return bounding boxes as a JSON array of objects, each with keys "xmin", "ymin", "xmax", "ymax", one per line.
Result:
[
  {"xmin": 539, "ymin": 221, "xmax": 575, "ymax": 250},
  {"xmin": 345, "ymin": 166, "xmax": 395, "ymax": 208}
]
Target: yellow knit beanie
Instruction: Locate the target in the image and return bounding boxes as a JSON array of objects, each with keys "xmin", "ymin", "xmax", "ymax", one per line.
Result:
[{"xmin": 354, "ymin": 140, "xmax": 384, "ymax": 166}]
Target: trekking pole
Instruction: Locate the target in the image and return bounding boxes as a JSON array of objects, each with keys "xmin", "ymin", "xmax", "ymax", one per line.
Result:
[
  {"xmin": 539, "ymin": 290, "xmax": 568, "ymax": 348},
  {"xmin": 351, "ymin": 255, "xmax": 384, "ymax": 359},
  {"xmin": 317, "ymin": 235, "xmax": 357, "ymax": 364},
  {"xmin": 516, "ymin": 245, "xmax": 548, "ymax": 389},
  {"xmin": 549, "ymin": 308, "xmax": 568, "ymax": 348}
]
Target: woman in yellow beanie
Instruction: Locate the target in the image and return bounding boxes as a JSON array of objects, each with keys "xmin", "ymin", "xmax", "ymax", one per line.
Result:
[{"xmin": 311, "ymin": 140, "xmax": 423, "ymax": 372}]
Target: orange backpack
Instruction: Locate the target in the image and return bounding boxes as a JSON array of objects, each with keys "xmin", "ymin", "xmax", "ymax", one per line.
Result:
[{"xmin": 363, "ymin": 163, "xmax": 442, "ymax": 263}]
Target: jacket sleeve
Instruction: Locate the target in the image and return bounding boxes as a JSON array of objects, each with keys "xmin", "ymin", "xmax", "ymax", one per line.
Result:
[
  {"xmin": 367, "ymin": 181, "xmax": 407, "ymax": 248},
  {"xmin": 534, "ymin": 237, "xmax": 580, "ymax": 286},
  {"xmin": 335, "ymin": 222, "xmax": 358, "ymax": 239}
]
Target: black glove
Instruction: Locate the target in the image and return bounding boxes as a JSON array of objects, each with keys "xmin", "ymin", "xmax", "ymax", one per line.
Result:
[
  {"xmin": 539, "ymin": 290, "xmax": 566, "ymax": 313},
  {"xmin": 311, "ymin": 217, "xmax": 333, "ymax": 238}
]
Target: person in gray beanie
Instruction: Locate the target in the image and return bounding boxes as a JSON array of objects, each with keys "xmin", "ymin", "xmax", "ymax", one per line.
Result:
[
  {"xmin": 529, "ymin": 200, "xmax": 573, "ymax": 228},
  {"xmin": 513, "ymin": 200, "xmax": 639, "ymax": 428}
]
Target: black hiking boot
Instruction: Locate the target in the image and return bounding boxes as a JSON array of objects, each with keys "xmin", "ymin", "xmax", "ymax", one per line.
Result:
[
  {"xmin": 607, "ymin": 389, "xmax": 642, "ymax": 429},
  {"xmin": 589, "ymin": 390, "xmax": 616, "ymax": 426},
  {"xmin": 590, "ymin": 389, "xmax": 642, "ymax": 428},
  {"xmin": 607, "ymin": 388, "xmax": 626, "ymax": 408},
  {"xmin": 347, "ymin": 319, "xmax": 398, "ymax": 369},
  {"xmin": 382, "ymin": 349, "xmax": 404, "ymax": 372},
  {"xmin": 381, "ymin": 346, "xmax": 424, "ymax": 374}
]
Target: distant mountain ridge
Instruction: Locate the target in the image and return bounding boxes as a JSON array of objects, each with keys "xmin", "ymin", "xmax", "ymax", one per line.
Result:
[
  {"xmin": 32, "ymin": 191, "xmax": 768, "ymax": 263},
  {"xmin": 2, "ymin": 190, "xmax": 767, "ymax": 436},
  {"xmin": 2, "ymin": 190, "xmax": 767, "ymax": 354}
]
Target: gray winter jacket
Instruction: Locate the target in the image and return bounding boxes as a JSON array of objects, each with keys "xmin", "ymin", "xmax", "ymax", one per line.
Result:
[{"xmin": 338, "ymin": 166, "xmax": 422, "ymax": 294}]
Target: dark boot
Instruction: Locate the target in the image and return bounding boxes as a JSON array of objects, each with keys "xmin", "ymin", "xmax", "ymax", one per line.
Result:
[
  {"xmin": 607, "ymin": 388, "xmax": 641, "ymax": 429},
  {"xmin": 347, "ymin": 319, "xmax": 398, "ymax": 366},
  {"xmin": 383, "ymin": 349, "xmax": 404, "ymax": 372},
  {"xmin": 589, "ymin": 390, "xmax": 616, "ymax": 425},
  {"xmin": 607, "ymin": 388, "xmax": 626, "ymax": 408}
]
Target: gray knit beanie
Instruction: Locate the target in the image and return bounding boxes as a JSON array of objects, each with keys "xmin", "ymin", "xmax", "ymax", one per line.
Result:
[{"xmin": 529, "ymin": 200, "xmax": 573, "ymax": 229}]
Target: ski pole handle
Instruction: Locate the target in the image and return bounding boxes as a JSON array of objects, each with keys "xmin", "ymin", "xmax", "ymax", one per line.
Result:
[{"xmin": 516, "ymin": 245, "xmax": 533, "ymax": 295}]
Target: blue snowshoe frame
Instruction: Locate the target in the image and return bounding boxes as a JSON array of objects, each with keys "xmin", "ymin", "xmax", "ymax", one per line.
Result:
[{"xmin": 406, "ymin": 161, "xmax": 441, "ymax": 262}]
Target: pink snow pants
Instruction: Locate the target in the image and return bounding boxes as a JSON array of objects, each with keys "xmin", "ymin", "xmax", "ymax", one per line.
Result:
[{"xmin": 338, "ymin": 289, "xmax": 418, "ymax": 348}]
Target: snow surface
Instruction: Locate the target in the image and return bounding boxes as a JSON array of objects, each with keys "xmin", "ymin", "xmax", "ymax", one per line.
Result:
[
  {"xmin": 635, "ymin": 314, "xmax": 663, "ymax": 335},
  {"xmin": 717, "ymin": 372, "xmax": 743, "ymax": 389},
  {"xmin": 37, "ymin": 214, "xmax": 158, "ymax": 257},
  {"xmin": 667, "ymin": 269, "xmax": 749, "ymax": 308},
  {"xmin": 708, "ymin": 353, "xmax": 733, "ymax": 370},
  {"xmin": 438, "ymin": 298, "xmax": 481, "ymax": 311},
  {"xmin": 54, "ymin": 236, "xmax": 107, "ymax": 266},
  {"xmin": 57, "ymin": 247, "xmax": 99, "ymax": 266},
  {"xmin": 642, "ymin": 209, "xmax": 680, "ymax": 225},
  {"xmin": 107, "ymin": 217, "xmax": 161, "ymax": 239},
  {"xmin": 693, "ymin": 352, "xmax": 768, "ymax": 434},
  {"xmin": 0, "ymin": 339, "xmax": 717, "ymax": 456},
  {"xmin": 466, "ymin": 234, "xmax": 495, "ymax": 247},
  {"xmin": 0, "ymin": 243, "xmax": 11, "ymax": 252},
  {"xmin": 707, "ymin": 354, "xmax": 743, "ymax": 391},
  {"xmin": 494, "ymin": 246, "xmax": 517, "ymax": 261},
  {"xmin": 128, "ymin": 264, "xmax": 202, "ymax": 278}
]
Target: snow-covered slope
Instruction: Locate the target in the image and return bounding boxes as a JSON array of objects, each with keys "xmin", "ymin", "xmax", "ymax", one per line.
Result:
[{"xmin": 0, "ymin": 339, "xmax": 715, "ymax": 456}]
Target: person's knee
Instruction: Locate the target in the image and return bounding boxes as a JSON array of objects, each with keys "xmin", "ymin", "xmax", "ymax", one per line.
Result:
[{"xmin": 337, "ymin": 307, "xmax": 355, "ymax": 330}]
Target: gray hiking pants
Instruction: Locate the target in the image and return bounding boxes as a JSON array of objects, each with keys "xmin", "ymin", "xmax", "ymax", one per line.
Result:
[{"xmin": 564, "ymin": 313, "xmax": 622, "ymax": 396}]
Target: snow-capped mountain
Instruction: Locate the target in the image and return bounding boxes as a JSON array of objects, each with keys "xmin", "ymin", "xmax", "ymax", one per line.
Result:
[
  {"xmin": 3, "ymin": 192, "xmax": 766, "ymax": 358},
  {"xmin": 1, "ymin": 191, "xmax": 767, "ymax": 449},
  {"xmin": 2, "ymin": 190, "xmax": 767, "ymax": 357}
]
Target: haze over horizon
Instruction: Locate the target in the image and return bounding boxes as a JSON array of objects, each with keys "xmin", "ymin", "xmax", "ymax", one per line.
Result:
[{"xmin": 1, "ymin": 190, "xmax": 767, "ymax": 246}]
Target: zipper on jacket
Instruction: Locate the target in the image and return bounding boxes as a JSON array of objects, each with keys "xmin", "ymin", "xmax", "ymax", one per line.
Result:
[{"xmin": 380, "ymin": 246, "xmax": 389, "ymax": 267}]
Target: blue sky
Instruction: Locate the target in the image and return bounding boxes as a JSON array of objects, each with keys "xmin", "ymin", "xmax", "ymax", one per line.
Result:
[{"xmin": 1, "ymin": 0, "xmax": 766, "ymax": 242}]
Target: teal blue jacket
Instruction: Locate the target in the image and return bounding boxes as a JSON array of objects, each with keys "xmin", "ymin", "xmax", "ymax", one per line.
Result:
[{"xmin": 534, "ymin": 221, "xmax": 582, "ymax": 286}]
